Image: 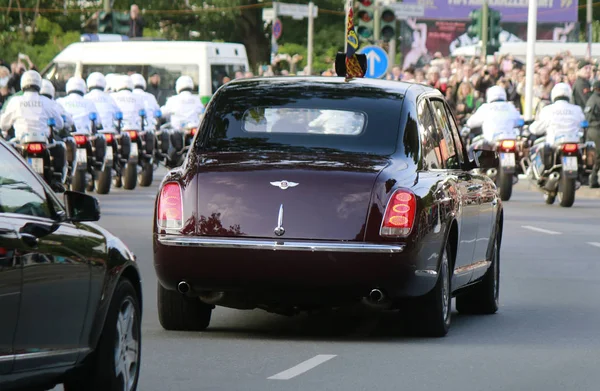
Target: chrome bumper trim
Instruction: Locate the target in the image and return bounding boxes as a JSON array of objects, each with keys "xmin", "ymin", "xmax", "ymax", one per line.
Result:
[{"xmin": 157, "ymin": 236, "xmax": 405, "ymax": 253}]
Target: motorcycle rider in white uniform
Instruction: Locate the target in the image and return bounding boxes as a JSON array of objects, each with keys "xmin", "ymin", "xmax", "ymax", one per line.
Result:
[
  {"xmin": 466, "ymin": 85, "xmax": 522, "ymax": 156},
  {"xmin": 56, "ymin": 77, "xmax": 101, "ymax": 134},
  {"xmin": 131, "ymin": 73, "xmax": 160, "ymax": 129},
  {"xmin": 529, "ymin": 82, "xmax": 585, "ymax": 172},
  {"xmin": 0, "ymin": 70, "xmax": 66, "ymax": 185},
  {"xmin": 111, "ymin": 75, "xmax": 145, "ymax": 132},
  {"xmin": 84, "ymin": 72, "xmax": 121, "ymax": 133},
  {"xmin": 160, "ymin": 75, "xmax": 205, "ymax": 131},
  {"xmin": 40, "ymin": 79, "xmax": 74, "ymax": 134}
]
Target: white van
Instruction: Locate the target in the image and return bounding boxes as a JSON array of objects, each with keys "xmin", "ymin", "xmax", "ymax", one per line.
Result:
[{"xmin": 41, "ymin": 40, "xmax": 249, "ymax": 105}]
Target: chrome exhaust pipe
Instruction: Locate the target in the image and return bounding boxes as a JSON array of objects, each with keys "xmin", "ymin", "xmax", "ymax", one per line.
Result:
[
  {"xmin": 544, "ymin": 172, "xmax": 561, "ymax": 191},
  {"xmin": 177, "ymin": 281, "xmax": 190, "ymax": 294},
  {"xmin": 199, "ymin": 291, "xmax": 225, "ymax": 305},
  {"xmin": 368, "ymin": 289, "xmax": 385, "ymax": 303}
]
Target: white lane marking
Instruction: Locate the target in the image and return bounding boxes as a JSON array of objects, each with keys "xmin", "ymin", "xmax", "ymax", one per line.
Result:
[
  {"xmin": 588, "ymin": 242, "xmax": 600, "ymax": 249},
  {"xmin": 521, "ymin": 225, "xmax": 562, "ymax": 235},
  {"xmin": 267, "ymin": 354, "xmax": 337, "ymax": 380}
]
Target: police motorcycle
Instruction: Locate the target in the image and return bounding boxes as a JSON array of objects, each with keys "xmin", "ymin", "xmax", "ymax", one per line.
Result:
[
  {"xmin": 68, "ymin": 112, "xmax": 112, "ymax": 193},
  {"xmin": 151, "ymin": 110, "xmax": 174, "ymax": 168},
  {"xmin": 112, "ymin": 111, "xmax": 133, "ymax": 189},
  {"xmin": 121, "ymin": 109, "xmax": 156, "ymax": 189},
  {"xmin": 6, "ymin": 119, "xmax": 67, "ymax": 192},
  {"xmin": 526, "ymin": 120, "xmax": 592, "ymax": 207}
]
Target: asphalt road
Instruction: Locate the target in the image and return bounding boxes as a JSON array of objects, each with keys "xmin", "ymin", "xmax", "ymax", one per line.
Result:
[{"xmin": 54, "ymin": 173, "xmax": 600, "ymax": 391}]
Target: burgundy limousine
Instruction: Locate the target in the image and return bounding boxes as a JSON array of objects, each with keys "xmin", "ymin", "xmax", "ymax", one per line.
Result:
[{"xmin": 153, "ymin": 77, "xmax": 503, "ymax": 337}]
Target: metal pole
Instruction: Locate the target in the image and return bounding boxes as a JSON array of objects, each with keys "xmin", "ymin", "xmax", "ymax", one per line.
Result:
[
  {"xmin": 524, "ymin": 0, "xmax": 537, "ymax": 120},
  {"xmin": 587, "ymin": 0, "xmax": 592, "ymax": 58},
  {"xmin": 374, "ymin": 0, "xmax": 381, "ymax": 42},
  {"xmin": 307, "ymin": 2, "xmax": 314, "ymax": 75},
  {"xmin": 271, "ymin": 2, "xmax": 279, "ymax": 64},
  {"xmin": 388, "ymin": 20, "xmax": 396, "ymax": 73},
  {"xmin": 481, "ymin": 0, "xmax": 488, "ymax": 62},
  {"xmin": 103, "ymin": 0, "xmax": 110, "ymax": 13}
]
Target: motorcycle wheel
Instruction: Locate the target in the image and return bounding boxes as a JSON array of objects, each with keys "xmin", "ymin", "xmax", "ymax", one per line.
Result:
[
  {"xmin": 557, "ymin": 175, "xmax": 576, "ymax": 208},
  {"xmin": 71, "ymin": 170, "xmax": 87, "ymax": 193},
  {"xmin": 138, "ymin": 161, "xmax": 153, "ymax": 187},
  {"xmin": 497, "ymin": 168, "xmax": 513, "ymax": 201},
  {"xmin": 123, "ymin": 163, "xmax": 138, "ymax": 190},
  {"xmin": 95, "ymin": 167, "xmax": 112, "ymax": 195}
]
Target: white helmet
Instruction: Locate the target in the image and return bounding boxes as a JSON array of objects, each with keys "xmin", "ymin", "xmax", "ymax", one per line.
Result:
[
  {"xmin": 486, "ymin": 85, "xmax": 507, "ymax": 103},
  {"xmin": 20, "ymin": 70, "xmax": 42, "ymax": 92},
  {"xmin": 131, "ymin": 73, "xmax": 146, "ymax": 90},
  {"xmin": 175, "ymin": 75, "xmax": 194, "ymax": 94},
  {"xmin": 105, "ymin": 73, "xmax": 118, "ymax": 92},
  {"xmin": 551, "ymin": 82, "xmax": 572, "ymax": 102},
  {"xmin": 87, "ymin": 72, "xmax": 106, "ymax": 90},
  {"xmin": 114, "ymin": 74, "xmax": 134, "ymax": 92},
  {"xmin": 66, "ymin": 77, "xmax": 87, "ymax": 95},
  {"xmin": 40, "ymin": 79, "xmax": 56, "ymax": 99}
]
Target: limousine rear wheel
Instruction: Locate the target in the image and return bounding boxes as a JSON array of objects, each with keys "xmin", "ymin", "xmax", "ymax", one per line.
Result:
[
  {"xmin": 407, "ymin": 241, "xmax": 452, "ymax": 338},
  {"xmin": 157, "ymin": 282, "xmax": 212, "ymax": 331},
  {"xmin": 64, "ymin": 279, "xmax": 141, "ymax": 391}
]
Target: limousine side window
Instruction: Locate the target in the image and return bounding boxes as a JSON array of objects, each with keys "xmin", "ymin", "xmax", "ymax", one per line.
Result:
[{"xmin": 417, "ymin": 99, "xmax": 443, "ymax": 170}]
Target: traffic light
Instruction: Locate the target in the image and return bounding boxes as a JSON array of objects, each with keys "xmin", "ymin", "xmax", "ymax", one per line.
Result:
[
  {"xmin": 487, "ymin": 9, "xmax": 502, "ymax": 54},
  {"xmin": 98, "ymin": 11, "xmax": 114, "ymax": 33},
  {"xmin": 113, "ymin": 12, "xmax": 131, "ymax": 36},
  {"xmin": 467, "ymin": 9, "xmax": 482, "ymax": 39},
  {"xmin": 356, "ymin": 0, "xmax": 374, "ymax": 40},
  {"xmin": 380, "ymin": 8, "xmax": 396, "ymax": 42}
]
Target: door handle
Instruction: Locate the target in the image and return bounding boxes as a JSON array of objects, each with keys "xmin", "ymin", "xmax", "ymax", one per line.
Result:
[{"xmin": 20, "ymin": 233, "xmax": 39, "ymax": 248}]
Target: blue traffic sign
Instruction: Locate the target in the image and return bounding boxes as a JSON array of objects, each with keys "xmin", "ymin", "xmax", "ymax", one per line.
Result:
[
  {"xmin": 273, "ymin": 19, "xmax": 283, "ymax": 40},
  {"xmin": 358, "ymin": 45, "xmax": 389, "ymax": 79}
]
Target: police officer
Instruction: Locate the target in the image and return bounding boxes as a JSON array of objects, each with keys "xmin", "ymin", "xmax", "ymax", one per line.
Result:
[
  {"xmin": 466, "ymin": 85, "xmax": 522, "ymax": 153},
  {"xmin": 1, "ymin": 70, "xmax": 64, "ymax": 140},
  {"xmin": 84, "ymin": 72, "xmax": 121, "ymax": 133},
  {"xmin": 584, "ymin": 80, "xmax": 600, "ymax": 188},
  {"xmin": 40, "ymin": 79, "xmax": 74, "ymax": 134},
  {"xmin": 530, "ymin": 83, "xmax": 585, "ymax": 172},
  {"xmin": 0, "ymin": 70, "xmax": 67, "ymax": 184},
  {"xmin": 57, "ymin": 77, "xmax": 101, "ymax": 134},
  {"xmin": 111, "ymin": 75, "xmax": 145, "ymax": 131},
  {"xmin": 160, "ymin": 75, "xmax": 204, "ymax": 131},
  {"xmin": 131, "ymin": 73, "xmax": 160, "ymax": 128}
]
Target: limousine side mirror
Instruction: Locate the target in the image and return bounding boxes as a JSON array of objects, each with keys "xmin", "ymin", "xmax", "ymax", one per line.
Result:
[
  {"xmin": 472, "ymin": 149, "xmax": 499, "ymax": 170},
  {"xmin": 63, "ymin": 191, "xmax": 100, "ymax": 222}
]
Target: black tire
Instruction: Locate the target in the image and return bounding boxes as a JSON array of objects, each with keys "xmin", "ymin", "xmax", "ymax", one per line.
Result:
[
  {"xmin": 456, "ymin": 235, "xmax": 500, "ymax": 315},
  {"xmin": 558, "ymin": 174, "xmax": 576, "ymax": 207},
  {"xmin": 63, "ymin": 279, "xmax": 141, "ymax": 391},
  {"xmin": 95, "ymin": 167, "xmax": 112, "ymax": 195},
  {"xmin": 71, "ymin": 170, "xmax": 86, "ymax": 193},
  {"xmin": 407, "ymin": 241, "xmax": 452, "ymax": 337},
  {"xmin": 138, "ymin": 161, "xmax": 153, "ymax": 187},
  {"xmin": 157, "ymin": 282, "xmax": 212, "ymax": 331},
  {"xmin": 497, "ymin": 168, "xmax": 513, "ymax": 201},
  {"xmin": 544, "ymin": 193, "xmax": 556, "ymax": 205},
  {"xmin": 114, "ymin": 174, "xmax": 123, "ymax": 189},
  {"xmin": 123, "ymin": 163, "xmax": 137, "ymax": 190}
]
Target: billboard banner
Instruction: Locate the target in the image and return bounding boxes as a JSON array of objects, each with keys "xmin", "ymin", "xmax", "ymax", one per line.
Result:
[{"xmin": 401, "ymin": 0, "xmax": 578, "ymax": 23}]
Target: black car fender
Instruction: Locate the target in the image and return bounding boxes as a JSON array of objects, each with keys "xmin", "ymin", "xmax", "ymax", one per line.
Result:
[{"xmin": 83, "ymin": 232, "xmax": 142, "ymax": 356}]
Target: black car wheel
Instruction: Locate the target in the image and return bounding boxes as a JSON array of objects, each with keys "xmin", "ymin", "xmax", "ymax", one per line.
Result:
[
  {"xmin": 407, "ymin": 241, "xmax": 452, "ymax": 337},
  {"xmin": 64, "ymin": 279, "xmax": 141, "ymax": 391},
  {"xmin": 456, "ymin": 234, "xmax": 500, "ymax": 315},
  {"xmin": 157, "ymin": 282, "xmax": 212, "ymax": 331}
]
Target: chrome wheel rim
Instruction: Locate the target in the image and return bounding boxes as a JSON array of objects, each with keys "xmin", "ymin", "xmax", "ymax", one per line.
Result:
[
  {"xmin": 115, "ymin": 297, "xmax": 139, "ymax": 391},
  {"xmin": 441, "ymin": 250, "xmax": 450, "ymax": 323}
]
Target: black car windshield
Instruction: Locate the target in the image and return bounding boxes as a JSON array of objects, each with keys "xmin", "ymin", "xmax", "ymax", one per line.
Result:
[{"xmin": 197, "ymin": 79, "xmax": 404, "ymax": 155}]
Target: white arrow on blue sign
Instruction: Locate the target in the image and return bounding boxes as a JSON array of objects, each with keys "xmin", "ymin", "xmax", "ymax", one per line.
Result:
[{"xmin": 357, "ymin": 45, "xmax": 389, "ymax": 79}]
